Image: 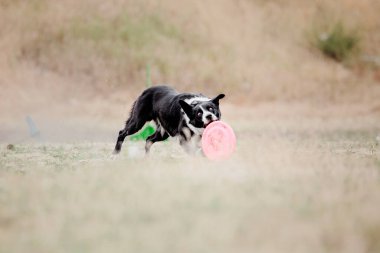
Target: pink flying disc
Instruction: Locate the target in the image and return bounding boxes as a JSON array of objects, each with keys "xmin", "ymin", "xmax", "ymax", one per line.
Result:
[{"xmin": 202, "ymin": 121, "xmax": 236, "ymax": 160}]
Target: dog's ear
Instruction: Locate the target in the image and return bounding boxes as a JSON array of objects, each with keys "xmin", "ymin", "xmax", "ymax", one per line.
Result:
[
  {"xmin": 211, "ymin": 94, "xmax": 225, "ymax": 106},
  {"xmin": 179, "ymin": 100, "xmax": 194, "ymax": 118}
]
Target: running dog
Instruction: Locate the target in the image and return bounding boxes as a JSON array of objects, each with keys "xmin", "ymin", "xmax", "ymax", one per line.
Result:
[{"xmin": 113, "ymin": 85, "xmax": 225, "ymax": 154}]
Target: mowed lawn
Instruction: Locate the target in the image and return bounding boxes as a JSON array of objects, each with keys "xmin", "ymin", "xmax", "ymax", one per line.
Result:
[{"xmin": 1, "ymin": 117, "xmax": 380, "ymax": 253}]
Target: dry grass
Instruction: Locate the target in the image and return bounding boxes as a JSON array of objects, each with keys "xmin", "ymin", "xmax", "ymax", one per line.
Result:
[{"xmin": 1, "ymin": 106, "xmax": 380, "ymax": 253}]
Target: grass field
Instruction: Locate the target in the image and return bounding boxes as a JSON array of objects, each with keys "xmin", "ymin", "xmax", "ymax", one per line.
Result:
[{"xmin": 1, "ymin": 109, "xmax": 380, "ymax": 253}]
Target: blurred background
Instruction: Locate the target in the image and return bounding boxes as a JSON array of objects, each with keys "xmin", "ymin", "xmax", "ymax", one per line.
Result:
[{"xmin": 1, "ymin": 0, "xmax": 379, "ymax": 142}]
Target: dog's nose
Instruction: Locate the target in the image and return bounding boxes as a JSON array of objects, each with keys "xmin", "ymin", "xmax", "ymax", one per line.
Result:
[{"xmin": 206, "ymin": 114, "xmax": 213, "ymax": 121}]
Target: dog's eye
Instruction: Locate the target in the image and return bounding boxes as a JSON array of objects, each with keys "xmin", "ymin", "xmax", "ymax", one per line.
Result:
[
  {"xmin": 197, "ymin": 112, "xmax": 202, "ymax": 117},
  {"xmin": 208, "ymin": 107, "xmax": 214, "ymax": 112}
]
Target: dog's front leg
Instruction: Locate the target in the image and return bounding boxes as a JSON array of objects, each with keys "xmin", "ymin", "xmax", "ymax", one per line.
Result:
[
  {"xmin": 194, "ymin": 135, "xmax": 204, "ymax": 156},
  {"xmin": 179, "ymin": 127, "xmax": 195, "ymax": 154},
  {"xmin": 179, "ymin": 136, "xmax": 194, "ymax": 154},
  {"xmin": 179, "ymin": 135, "xmax": 203, "ymax": 155}
]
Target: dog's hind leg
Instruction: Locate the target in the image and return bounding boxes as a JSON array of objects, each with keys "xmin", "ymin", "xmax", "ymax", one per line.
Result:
[
  {"xmin": 145, "ymin": 129, "xmax": 169, "ymax": 154},
  {"xmin": 113, "ymin": 93, "xmax": 155, "ymax": 154},
  {"xmin": 113, "ymin": 118, "xmax": 147, "ymax": 154}
]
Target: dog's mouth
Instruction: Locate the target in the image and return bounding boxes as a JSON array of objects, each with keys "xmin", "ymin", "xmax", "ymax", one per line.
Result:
[{"xmin": 204, "ymin": 119, "xmax": 219, "ymax": 128}]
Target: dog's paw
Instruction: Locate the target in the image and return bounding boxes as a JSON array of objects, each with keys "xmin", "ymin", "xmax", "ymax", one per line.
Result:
[
  {"xmin": 195, "ymin": 148, "xmax": 205, "ymax": 157},
  {"xmin": 109, "ymin": 152, "xmax": 119, "ymax": 160}
]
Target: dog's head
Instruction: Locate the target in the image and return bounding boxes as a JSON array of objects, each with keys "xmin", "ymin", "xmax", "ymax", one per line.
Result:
[{"xmin": 179, "ymin": 94, "xmax": 225, "ymax": 128}]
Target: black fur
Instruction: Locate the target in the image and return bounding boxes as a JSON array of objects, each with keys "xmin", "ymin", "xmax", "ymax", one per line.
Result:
[{"xmin": 113, "ymin": 85, "xmax": 225, "ymax": 154}]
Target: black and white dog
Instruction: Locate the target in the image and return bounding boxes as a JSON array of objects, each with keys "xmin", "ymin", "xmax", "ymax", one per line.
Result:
[{"xmin": 113, "ymin": 86, "xmax": 225, "ymax": 154}]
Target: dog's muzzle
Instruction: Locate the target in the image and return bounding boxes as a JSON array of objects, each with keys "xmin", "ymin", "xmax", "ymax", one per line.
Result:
[{"xmin": 204, "ymin": 119, "xmax": 219, "ymax": 128}]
